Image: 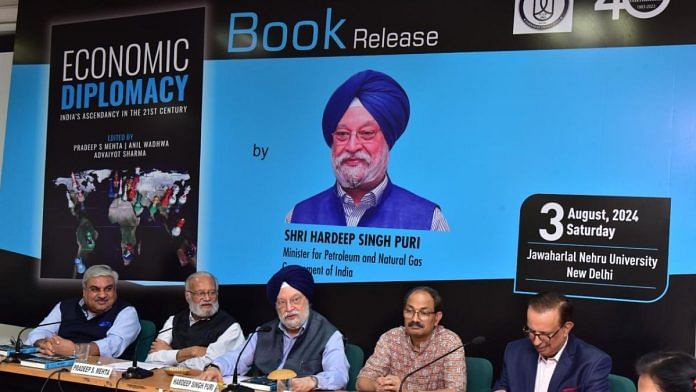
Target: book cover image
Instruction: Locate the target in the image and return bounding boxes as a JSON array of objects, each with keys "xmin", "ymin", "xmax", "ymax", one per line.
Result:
[
  {"xmin": 40, "ymin": 8, "xmax": 204, "ymax": 281},
  {"xmin": 0, "ymin": 344, "xmax": 39, "ymax": 356},
  {"xmin": 20, "ymin": 353, "xmax": 76, "ymax": 369},
  {"xmin": 240, "ymin": 376, "xmax": 277, "ymax": 391}
]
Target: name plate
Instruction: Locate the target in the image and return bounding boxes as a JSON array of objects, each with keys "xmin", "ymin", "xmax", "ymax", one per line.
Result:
[
  {"xmin": 70, "ymin": 362, "xmax": 113, "ymax": 378},
  {"xmin": 170, "ymin": 375, "xmax": 218, "ymax": 392}
]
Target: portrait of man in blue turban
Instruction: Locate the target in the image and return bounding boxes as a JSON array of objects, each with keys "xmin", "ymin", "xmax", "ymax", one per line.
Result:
[{"xmin": 286, "ymin": 70, "xmax": 449, "ymax": 231}]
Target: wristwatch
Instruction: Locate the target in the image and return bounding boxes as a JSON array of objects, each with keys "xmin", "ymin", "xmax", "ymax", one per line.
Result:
[
  {"xmin": 204, "ymin": 363, "xmax": 221, "ymax": 372},
  {"xmin": 310, "ymin": 375, "xmax": 319, "ymax": 389}
]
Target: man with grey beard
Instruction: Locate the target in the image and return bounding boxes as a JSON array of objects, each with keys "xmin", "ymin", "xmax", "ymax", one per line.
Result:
[
  {"xmin": 286, "ymin": 69, "xmax": 449, "ymax": 231},
  {"xmin": 146, "ymin": 271, "xmax": 244, "ymax": 370},
  {"xmin": 199, "ymin": 265, "xmax": 349, "ymax": 392}
]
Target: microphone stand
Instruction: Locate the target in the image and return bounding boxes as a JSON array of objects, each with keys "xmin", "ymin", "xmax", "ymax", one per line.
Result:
[
  {"xmin": 223, "ymin": 326, "xmax": 272, "ymax": 392},
  {"xmin": 123, "ymin": 326, "xmax": 174, "ymax": 379},
  {"xmin": 6, "ymin": 320, "xmax": 65, "ymax": 363},
  {"xmin": 398, "ymin": 336, "xmax": 485, "ymax": 392}
]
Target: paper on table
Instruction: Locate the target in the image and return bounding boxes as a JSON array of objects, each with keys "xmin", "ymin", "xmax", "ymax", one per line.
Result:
[{"xmin": 107, "ymin": 361, "xmax": 163, "ymax": 371}]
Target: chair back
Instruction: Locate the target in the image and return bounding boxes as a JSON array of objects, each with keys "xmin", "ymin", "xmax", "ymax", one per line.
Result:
[
  {"xmin": 345, "ymin": 343, "xmax": 365, "ymax": 391},
  {"xmin": 466, "ymin": 356, "xmax": 493, "ymax": 392},
  {"xmin": 134, "ymin": 319, "xmax": 157, "ymax": 362},
  {"xmin": 609, "ymin": 374, "xmax": 637, "ymax": 392}
]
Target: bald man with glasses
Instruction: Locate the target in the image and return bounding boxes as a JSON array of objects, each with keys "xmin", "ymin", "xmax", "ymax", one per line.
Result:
[{"xmin": 493, "ymin": 292, "xmax": 611, "ymax": 392}]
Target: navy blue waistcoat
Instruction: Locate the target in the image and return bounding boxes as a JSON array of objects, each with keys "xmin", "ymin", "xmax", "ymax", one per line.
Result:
[
  {"xmin": 58, "ymin": 298, "xmax": 130, "ymax": 343},
  {"xmin": 291, "ymin": 180, "xmax": 437, "ymax": 230}
]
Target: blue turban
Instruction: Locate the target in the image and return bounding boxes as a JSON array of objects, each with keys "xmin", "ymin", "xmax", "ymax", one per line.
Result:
[
  {"xmin": 266, "ymin": 265, "xmax": 314, "ymax": 305},
  {"xmin": 322, "ymin": 70, "xmax": 410, "ymax": 149}
]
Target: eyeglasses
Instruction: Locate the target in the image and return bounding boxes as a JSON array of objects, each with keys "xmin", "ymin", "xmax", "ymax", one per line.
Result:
[
  {"xmin": 522, "ymin": 326, "xmax": 562, "ymax": 342},
  {"xmin": 276, "ymin": 295, "xmax": 304, "ymax": 309},
  {"xmin": 332, "ymin": 129, "xmax": 379, "ymax": 144},
  {"xmin": 403, "ymin": 308, "xmax": 436, "ymax": 319},
  {"xmin": 187, "ymin": 290, "xmax": 218, "ymax": 299}
]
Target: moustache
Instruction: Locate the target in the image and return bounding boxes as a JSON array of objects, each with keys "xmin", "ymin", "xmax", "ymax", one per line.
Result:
[
  {"xmin": 337, "ymin": 151, "xmax": 371, "ymax": 165},
  {"xmin": 283, "ymin": 311, "xmax": 300, "ymax": 319},
  {"xmin": 408, "ymin": 321, "xmax": 424, "ymax": 328}
]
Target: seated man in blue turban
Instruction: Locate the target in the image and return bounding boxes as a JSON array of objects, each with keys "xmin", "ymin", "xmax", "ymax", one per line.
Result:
[
  {"xmin": 286, "ymin": 69, "xmax": 449, "ymax": 231},
  {"xmin": 199, "ymin": 265, "xmax": 349, "ymax": 392}
]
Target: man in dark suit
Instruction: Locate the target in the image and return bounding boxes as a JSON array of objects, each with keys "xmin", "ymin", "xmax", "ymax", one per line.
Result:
[{"xmin": 493, "ymin": 292, "xmax": 611, "ymax": 392}]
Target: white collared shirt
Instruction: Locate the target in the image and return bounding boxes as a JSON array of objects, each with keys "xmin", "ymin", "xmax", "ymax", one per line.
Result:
[
  {"xmin": 534, "ymin": 336, "xmax": 569, "ymax": 392},
  {"xmin": 336, "ymin": 175, "xmax": 389, "ymax": 227}
]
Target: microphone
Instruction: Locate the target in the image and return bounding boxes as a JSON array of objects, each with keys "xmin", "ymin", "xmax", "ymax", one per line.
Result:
[
  {"xmin": 6, "ymin": 319, "xmax": 75, "ymax": 363},
  {"xmin": 397, "ymin": 336, "xmax": 485, "ymax": 392},
  {"xmin": 223, "ymin": 325, "xmax": 273, "ymax": 392},
  {"xmin": 123, "ymin": 326, "xmax": 174, "ymax": 379}
]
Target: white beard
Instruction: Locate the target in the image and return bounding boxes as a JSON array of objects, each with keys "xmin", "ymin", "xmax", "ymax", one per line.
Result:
[
  {"xmin": 278, "ymin": 308, "xmax": 309, "ymax": 331},
  {"xmin": 190, "ymin": 300, "xmax": 219, "ymax": 318},
  {"xmin": 332, "ymin": 147, "xmax": 389, "ymax": 189}
]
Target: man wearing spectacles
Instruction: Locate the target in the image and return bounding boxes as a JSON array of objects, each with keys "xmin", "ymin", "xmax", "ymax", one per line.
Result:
[
  {"xmin": 146, "ymin": 271, "xmax": 244, "ymax": 370},
  {"xmin": 357, "ymin": 286, "xmax": 465, "ymax": 392},
  {"xmin": 199, "ymin": 265, "xmax": 349, "ymax": 392},
  {"xmin": 26, "ymin": 264, "xmax": 140, "ymax": 358},
  {"xmin": 493, "ymin": 292, "xmax": 611, "ymax": 392},
  {"xmin": 286, "ymin": 69, "xmax": 449, "ymax": 231}
]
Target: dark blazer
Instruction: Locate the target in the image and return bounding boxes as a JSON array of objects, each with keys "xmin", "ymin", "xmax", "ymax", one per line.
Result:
[{"xmin": 493, "ymin": 334, "xmax": 611, "ymax": 392}]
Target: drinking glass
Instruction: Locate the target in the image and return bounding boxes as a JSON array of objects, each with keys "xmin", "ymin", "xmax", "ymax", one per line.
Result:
[{"xmin": 74, "ymin": 343, "xmax": 90, "ymax": 362}]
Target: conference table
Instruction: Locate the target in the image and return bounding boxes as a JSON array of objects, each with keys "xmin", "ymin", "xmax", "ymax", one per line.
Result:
[{"xmin": 0, "ymin": 355, "xmax": 214, "ymax": 391}]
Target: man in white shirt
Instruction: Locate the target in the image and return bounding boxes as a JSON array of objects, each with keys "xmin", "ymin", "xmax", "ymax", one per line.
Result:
[{"xmin": 146, "ymin": 271, "xmax": 244, "ymax": 369}]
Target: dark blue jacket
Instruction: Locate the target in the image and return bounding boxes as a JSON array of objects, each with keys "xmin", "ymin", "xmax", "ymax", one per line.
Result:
[
  {"xmin": 58, "ymin": 298, "xmax": 130, "ymax": 344},
  {"xmin": 291, "ymin": 180, "xmax": 437, "ymax": 230},
  {"xmin": 493, "ymin": 334, "xmax": 611, "ymax": 392}
]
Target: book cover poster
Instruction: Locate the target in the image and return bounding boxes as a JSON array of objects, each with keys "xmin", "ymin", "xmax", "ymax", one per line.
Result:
[{"xmin": 41, "ymin": 8, "xmax": 204, "ymax": 281}]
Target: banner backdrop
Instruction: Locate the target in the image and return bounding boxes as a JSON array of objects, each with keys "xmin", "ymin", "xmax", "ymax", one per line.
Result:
[{"xmin": 1, "ymin": 0, "xmax": 695, "ymax": 302}]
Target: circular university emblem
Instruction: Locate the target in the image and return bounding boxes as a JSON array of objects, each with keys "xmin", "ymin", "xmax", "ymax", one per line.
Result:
[{"xmin": 518, "ymin": 0, "xmax": 571, "ymax": 30}]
